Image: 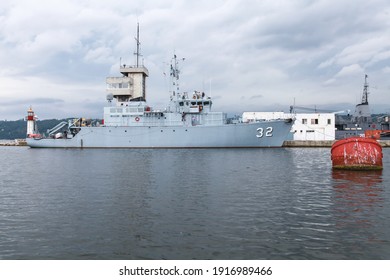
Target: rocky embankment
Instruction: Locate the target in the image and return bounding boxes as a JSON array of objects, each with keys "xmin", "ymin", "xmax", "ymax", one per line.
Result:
[{"xmin": 0, "ymin": 139, "xmax": 27, "ymax": 146}]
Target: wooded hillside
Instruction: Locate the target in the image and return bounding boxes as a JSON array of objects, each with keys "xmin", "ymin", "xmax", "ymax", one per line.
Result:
[{"xmin": 0, "ymin": 119, "xmax": 67, "ymax": 139}]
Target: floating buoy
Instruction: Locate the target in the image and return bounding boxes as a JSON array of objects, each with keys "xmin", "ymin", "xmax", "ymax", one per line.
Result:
[{"xmin": 331, "ymin": 137, "xmax": 383, "ymax": 170}]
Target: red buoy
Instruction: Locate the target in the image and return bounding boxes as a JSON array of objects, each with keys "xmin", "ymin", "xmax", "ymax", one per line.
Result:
[{"xmin": 331, "ymin": 137, "xmax": 383, "ymax": 170}]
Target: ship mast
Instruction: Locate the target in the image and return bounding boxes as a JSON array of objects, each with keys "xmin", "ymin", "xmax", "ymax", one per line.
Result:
[
  {"xmin": 170, "ymin": 54, "xmax": 185, "ymax": 98},
  {"xmin": 134, "ymin": 23, "xmax": 141, "ymax": 67},
  {"xmin": 353, "ymin": 74, "xmax": 371, "ymax": 122},
  {"xmin": 106, "ymin": 24, "xmax": 149, "ymax": 103},
  {"xmin": 361, "ymin": 74, "xmax": 369, "ymax": 105}
]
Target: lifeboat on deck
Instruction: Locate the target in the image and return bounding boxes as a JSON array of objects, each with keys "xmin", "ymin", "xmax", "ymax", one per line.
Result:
[{"xmin": 331, "ymin": 137, "xmax": 383, "ymax": 170}]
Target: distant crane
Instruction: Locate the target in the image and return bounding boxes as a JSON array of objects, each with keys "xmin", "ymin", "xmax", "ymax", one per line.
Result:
[
  {"xmin": 290, "ymin": 105, "xmax": 332, "ymax": 113},
  {"xmin": 333, "ymin": 110, "xmax": 351, "ymax": 115},
  {"xmin": 290, "ymin": 105, "xmax": 350, "ymax": 115}
]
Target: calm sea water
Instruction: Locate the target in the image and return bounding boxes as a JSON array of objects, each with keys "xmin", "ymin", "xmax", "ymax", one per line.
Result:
[{"xmin": 0, "ymin": 146, "xmax": 389, "ymax": 260}]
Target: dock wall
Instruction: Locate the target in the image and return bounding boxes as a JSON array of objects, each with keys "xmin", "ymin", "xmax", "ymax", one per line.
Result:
[
  {"xmin": 283, "ymin": 140, "xmax": 390, "ymax": 147},
  {"xmin": 283, "ymin": 140, "xmax": 334, "ymax": 147}
]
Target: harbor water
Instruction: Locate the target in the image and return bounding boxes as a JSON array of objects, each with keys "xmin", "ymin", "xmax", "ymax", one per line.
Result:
[{"xmin": 1, "ymin": 146, "xmax": 389, "ymax": 259}]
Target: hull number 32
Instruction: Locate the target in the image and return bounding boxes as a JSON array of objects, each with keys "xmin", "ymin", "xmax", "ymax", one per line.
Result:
[{"xmin": 256, "ymin": 127, "xmax": 273, "ymax": 138}]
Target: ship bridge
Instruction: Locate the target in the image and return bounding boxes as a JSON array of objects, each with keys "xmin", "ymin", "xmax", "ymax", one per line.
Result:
[
  {"xmin": 176, "ymin": 92, "xmax": 213, "ymax": 114},
  {"xmin": 106, "ymin": 23, "xmax": 149, "ymax": 104},
  {"xmin": 106, "ymin": 65, "xmax": 149, "ymax": 104}
]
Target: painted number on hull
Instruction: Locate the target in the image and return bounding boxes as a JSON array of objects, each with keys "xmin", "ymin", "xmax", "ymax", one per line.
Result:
[{"xmin": 256, "ymin": 127, "xmax": 273, "ymax": 138}]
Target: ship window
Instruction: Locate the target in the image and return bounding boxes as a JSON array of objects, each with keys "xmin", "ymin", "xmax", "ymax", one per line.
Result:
[
  {"xmin": 191, "ymin": 102, "xmax": 196, "ymax": 105},
  {"xmin": 179, "ymin": 102, "xmax": 184, "ymax": 106},
  {"xmin": 107, "ymin": 82, "xmax": 129, "ymax": 89},
  {"xmin": 311, "ymin": 119, "xmax": 318, "ymax": 125},
  {"xmin": 302, "ymin": 118, "xmax": 307, "ymax": 124},
  {"xmin": 327, "ymin": 119, "xmax": 331, "ymax": 125},
  {"xmin": 204, "ymin": 101, "xmax": 210, "ymax": 106}
]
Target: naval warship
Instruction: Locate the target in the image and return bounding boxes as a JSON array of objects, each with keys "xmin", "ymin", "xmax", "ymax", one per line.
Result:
[
  {"xmin": 26, "ymin": 28, "xmax": 293, "ymax": 148},
  {"xmin": 335, "ymin": 74, "xmax": 390, "ymax": 139}
]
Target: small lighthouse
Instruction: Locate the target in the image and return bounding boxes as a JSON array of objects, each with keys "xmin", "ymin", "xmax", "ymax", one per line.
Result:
[{"xmin": 26, "ymin": 106, "xmax": 37, "ymax": 137}]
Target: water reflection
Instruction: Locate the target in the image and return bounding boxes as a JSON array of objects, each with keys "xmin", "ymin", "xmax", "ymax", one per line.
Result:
[
  {"xmin": 332, "ymin": 169, "xmax": 383, "ymax": 207},
  {"xmin": 331, "ymin": 169, "xmax": 385, "ymax": 257},
  {"xmin": 332, "ymin": 169, "xmax": 382, "ymax": 185}
]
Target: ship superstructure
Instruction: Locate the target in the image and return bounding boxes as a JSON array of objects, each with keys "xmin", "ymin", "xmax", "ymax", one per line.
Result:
[
  {"xmin": 352, "ymin": 74, "xmax": 371, "ymax": 124},
  {"xmin": 335, "ymin": 75, "xmax": 381, "ymax": 139}
]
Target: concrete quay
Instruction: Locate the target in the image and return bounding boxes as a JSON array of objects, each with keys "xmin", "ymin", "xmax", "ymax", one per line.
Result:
[
  {"xmin": 283, "ymin": 140, "xmax": 334, "ymax": 147},
  {"xmin": 283, "ymin": 140, "xmax": 390, "ymax": 148}
]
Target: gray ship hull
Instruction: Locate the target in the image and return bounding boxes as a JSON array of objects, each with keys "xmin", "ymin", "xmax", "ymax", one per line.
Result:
[{"xmin": 26, "ymin": 120, "xmax": 292, "ymax": 148}]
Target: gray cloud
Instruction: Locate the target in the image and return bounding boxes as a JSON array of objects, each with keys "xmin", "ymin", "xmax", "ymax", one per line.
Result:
[
  {"xmin": 24, "ymin": 98, "xmax": 64, "ymax": 104},
  {"xmin": 1, "ymin": 0, "xmax": 390, "ymax": 120}
]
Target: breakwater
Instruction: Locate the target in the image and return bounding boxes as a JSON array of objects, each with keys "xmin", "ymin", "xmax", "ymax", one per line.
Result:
[{"xmin": 0, "ymin": 139, "xmax": 27, "ymax": 146}]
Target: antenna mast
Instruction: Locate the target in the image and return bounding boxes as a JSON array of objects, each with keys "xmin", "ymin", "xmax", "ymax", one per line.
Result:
[
  {"xmin": 134, "ymin": 23, "xmax": 141, "ymax": 67},
  {"xmin": 362, "ymin": 74, "xmax": 369, "ymax": 105},
  {"xmin": 169, "ymin": 54, "xmax": 185, "ymax": 98}
]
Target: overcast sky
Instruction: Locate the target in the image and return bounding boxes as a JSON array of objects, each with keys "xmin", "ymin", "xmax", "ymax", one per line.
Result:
[{"xmin": 1, "ymin": 0, "xmax": 390, "ymax": 120}]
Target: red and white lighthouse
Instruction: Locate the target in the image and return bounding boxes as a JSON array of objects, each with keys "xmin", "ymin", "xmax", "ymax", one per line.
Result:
[{"xmin": 26, "ymin": 106, "xmax": 38, "ymax": 137}]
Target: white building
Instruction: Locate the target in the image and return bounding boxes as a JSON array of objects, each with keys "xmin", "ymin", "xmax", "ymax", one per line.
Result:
[{"xmin": 242, "ymin": 112, "xmax": 335, "ymax": 140}]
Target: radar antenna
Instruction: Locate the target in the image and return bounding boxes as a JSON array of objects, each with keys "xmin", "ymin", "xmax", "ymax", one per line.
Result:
[{"xmin": 170, "ymin": 54, "xmax": 185, "ymax": 97}]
